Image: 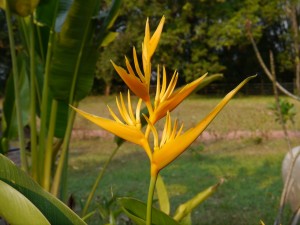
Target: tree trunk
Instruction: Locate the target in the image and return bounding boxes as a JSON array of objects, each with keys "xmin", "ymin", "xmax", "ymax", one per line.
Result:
[
  {"xmin": 288, "ymin": 4, "xmax": 300, "ymax": 95},
  {"xmin": 104, "ymin": 83, "xmax": 111, "ymax": 96}
]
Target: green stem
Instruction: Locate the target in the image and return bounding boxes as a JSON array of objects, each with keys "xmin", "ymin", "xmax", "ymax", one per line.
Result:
[
  {"xmin": 42, "ymin": 100, "xmax": 58, "ymax": 191},
  {"xmin": 37, "ymin": 0, "xmax": 59, "ymax": 183},
  {"xmin": 146, "ymin": 174, "xmax": 158, "ymax": 225},
  {"xmin": 51, "ymin": 102, "xmax": 78, "ymax": 197},
  {"xmin": 29, "ymin": 15, "xmax": 38, "ymax": 180},
  {"xmin": 5, "ymin": 1, "xmax": 28, "ymax": 172},
  {"xmin": 38, "ymin": 27, "xmax": 55, "ymax": 182},
  {"xmin": 82, "ymin": 145, "xmax": 121, "ymax": 217}
]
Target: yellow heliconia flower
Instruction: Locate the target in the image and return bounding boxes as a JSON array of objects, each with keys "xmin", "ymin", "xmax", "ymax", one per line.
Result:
[
  {"xmin": 111, "ymin": 55, "xmax": 150, "ymax": 102},
  {"xmin": 111, "ymin": 16, "xmax": 165, "ymax": 105},
  {"xmin": 147, "ymin": 75, "xmax": 256, "ymax": 176},
  {"xmin": 71, "ymin": 92, "xmax": 147, "ymax": 149},
  {"xmin": 150, "ymin": 65, "xmax": 208, "ymax": 123}
]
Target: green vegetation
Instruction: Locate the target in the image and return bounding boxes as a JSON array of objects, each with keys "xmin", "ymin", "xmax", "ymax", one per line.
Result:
[
  {"xmin": 68, "ymin": 96, "xmax": 299, "ymax": 224},
  {"xmin": 95, "ymin": 0, "xmax": 299, "ymax": 95}
]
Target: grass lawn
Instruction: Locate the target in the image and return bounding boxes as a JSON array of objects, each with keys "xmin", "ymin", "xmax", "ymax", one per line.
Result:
[{"xmin": 68, "ymin": 95, "xmax": 300, "ymax": 225}]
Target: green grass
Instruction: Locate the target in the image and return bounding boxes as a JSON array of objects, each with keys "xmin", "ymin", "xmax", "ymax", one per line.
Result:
[{"xmin": 68, "ymin": 95, "xmax": 299, "ymax": 224}]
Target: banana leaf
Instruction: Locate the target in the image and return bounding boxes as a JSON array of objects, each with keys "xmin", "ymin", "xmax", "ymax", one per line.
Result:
[
  {"xmin": 48, "ymin": 0, "xmax": 99, "ymax": 102},
  {"xmin": 0, "ymin": 154, "xmax": 86, "ymax": 225},
  {"xmin": 0, "ymin": 180, "xmax": 50, "ymax": 225}
]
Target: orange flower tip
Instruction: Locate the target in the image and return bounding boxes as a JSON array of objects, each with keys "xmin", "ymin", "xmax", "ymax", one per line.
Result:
[{"xmin": 198, "ymin": 72, "xmax": 208, "ymax": 81}]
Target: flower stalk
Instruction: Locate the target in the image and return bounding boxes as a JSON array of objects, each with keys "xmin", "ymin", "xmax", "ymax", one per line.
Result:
[{"xmin": 146, "ymin": 175, "xmax": 158, "ymax": 225}]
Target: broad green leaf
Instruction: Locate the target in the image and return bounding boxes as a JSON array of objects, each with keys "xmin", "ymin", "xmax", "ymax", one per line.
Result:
[
  {"xmin": 118, "ymin": 197, "xmax": 180, "ymax": 225},
  {"xmin": 0, "ymin": 180, "xmax": 50, "ymax": 225},
  {"xmin": 156, "ymin": 175, "xmax": 170, "ymax": 215},
  {"xmin": 48, "ymin": 0, "xmax": 99, "ymax": 102},
  {"xmin": 0, "ymin": 154, "xmax": 87, "ymax": 225},
  {"xmin": 0, "ymin": 0, "xmax": 40, "ymax": 17},
  {"xmin": 173, "ymin": 180, "xmax": 224, "ymax": 222},
  {"xmin": 35, "ymin": 0, "xmax": 71, "ymax": 29}
]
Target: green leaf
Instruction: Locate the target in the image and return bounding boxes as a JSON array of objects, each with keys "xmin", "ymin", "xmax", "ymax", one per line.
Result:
[
  {"xmin": 173, "ymin": 179, "xmax": 224, "ymax": 222},
  {"xmin": 118, "ymin": 197, "xmax": 180, "ymax": 225},
  {"xmin": 0, "ymin": 180, "xmax": 50, "ymax": 225},
  {"xmin": 35, "ymin": 0, "xmax": 71, "ymax": 29},
  {"xmin": 0, "ymin": 154, "xmax": 87, "ymax": 225},
  {"xmin": 156, "ymin": 175, "xmax": 170, "ymax": 215},
  {"xmin": 48, "ymin": 0, "xmax": 99, "ymax": 102}
]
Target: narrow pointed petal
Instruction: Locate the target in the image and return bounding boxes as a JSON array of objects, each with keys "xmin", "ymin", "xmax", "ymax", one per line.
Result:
[
  {"xmin": 107, "ymin": 105, "xmax": 123, "ymax": 124},
  {"xmin": 148, "ymin": 16, "xmax": 165, "ymax": 58},
  {"xmin": 71, "ymin": 107, "xmax": 145, "ymax": 146},
  {"xmin": 127, "ymin": 91, "xmax": 136, "ymax": 122},
  {"xmin": 133, "ymin": 47, "xmax": 145, "ymax": 82},
  {"xmin": 161, "ymin": 72, "xmax": 178, "ymax": 102},
  {"xmin": 151, "ymin": 73, "xmax": 208, "ymax": 123},
  {"xmin": 111, "ymin": 61, "xmax": 150, "ymax": 101},
  {"xmin": 144, "ymin": 18, "xmax": 150, "ymax": 50},
  {"xmin": 155, "ymin": 65, "xmax": 161, "ymax": 108},
  {"xmin": 143, "ymin": 114, "xmax": 159, "ymax": 150},
  {"xmin": 152, "ymin": 75, "xmax": 256, "ymax": 171}
]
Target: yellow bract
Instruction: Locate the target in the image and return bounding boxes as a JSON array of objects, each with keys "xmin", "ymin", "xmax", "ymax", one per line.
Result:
[
  {"xmin": 150, "ymin": 75, "xmax": 255, "ymax": 175},
  {"xmin": 150, "ymin": 66, "xmax": 208, "ymax": 123},
  {"xmin": 70, "ymin": 93, "xmax": 145, "ymax": 147},
  {"xmin": 111, "ymin": 16, "xmax": 165, "ymax": 104}
]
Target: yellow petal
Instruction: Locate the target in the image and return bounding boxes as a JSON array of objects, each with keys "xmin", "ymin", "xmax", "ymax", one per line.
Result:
[
  {"xmin": 152, "ymin": 75, "xmax": 256, "ymax": 171},
  {"xmin": 111, "ymin": 61, "xmax": 150, "ymax": 102},
  {"xmin": 133, "ymin": 47, "xmax": 145, "ymax": 82},
  {"xmin": 71, "ymin": 107, "xmax": 146, "ymax": 146},
  {"xmin": 149, "ymin": 16, "xmax": 165, "ymax": 59},
  {"xmin": 151, "ymin": 73, "xmax": 208, "ymax": 123},
  {"xmin": 144, "ymin": 18, "xmax": 150, "ymax": 53}
]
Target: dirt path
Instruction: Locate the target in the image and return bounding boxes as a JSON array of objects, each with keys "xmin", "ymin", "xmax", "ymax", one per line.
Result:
[{"xmin": 72, "ymin": 129, "xmax": 300, "ymax": 141}]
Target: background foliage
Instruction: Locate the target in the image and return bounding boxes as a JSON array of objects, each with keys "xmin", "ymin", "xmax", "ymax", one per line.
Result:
[
  {"xmin": 1, "ymin": 0, "xmax": 299, "ymax": 95},
  {"xmin": 94, "ymin": 0, "xmax": 298, "ymax": 95}
]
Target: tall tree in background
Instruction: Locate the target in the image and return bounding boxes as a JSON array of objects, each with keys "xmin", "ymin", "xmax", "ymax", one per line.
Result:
[{"xmin": 95, "ymin": 0, "xmax": 265, "ymax": 92}]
